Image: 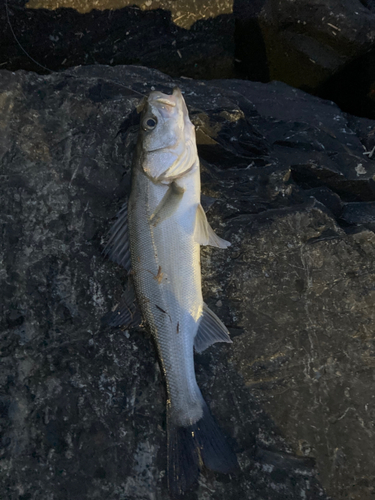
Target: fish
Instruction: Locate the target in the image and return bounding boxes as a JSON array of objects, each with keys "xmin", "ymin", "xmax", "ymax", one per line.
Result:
[{"xmin": 104, "ymin": 87, "xmax": 238, "ymax": 496}]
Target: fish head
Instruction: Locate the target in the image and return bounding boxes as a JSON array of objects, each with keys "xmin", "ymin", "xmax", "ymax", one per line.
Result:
[{"xmin": 137, "ymin": 87, "xmax": 197, "ymax": 183}]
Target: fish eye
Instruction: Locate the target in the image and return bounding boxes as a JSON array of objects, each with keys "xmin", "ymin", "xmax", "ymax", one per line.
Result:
[{"xmin": 143, "ymin": 117, "xmax": 158, "ymax": 130}]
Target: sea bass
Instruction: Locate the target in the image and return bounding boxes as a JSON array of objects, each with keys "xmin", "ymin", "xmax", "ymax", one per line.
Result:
[{"xmin": 104, "ymin": 87, "xmax": 238, "ymax": 495}]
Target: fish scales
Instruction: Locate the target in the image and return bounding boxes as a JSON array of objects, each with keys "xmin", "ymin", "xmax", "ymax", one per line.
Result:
[
  {"xmin": 105, "ymin": 87, "xmax": 238, "ymax": 496},
  {"xmin": 129, "ymin": 154, "xmax": 204, "ymax": 425}
]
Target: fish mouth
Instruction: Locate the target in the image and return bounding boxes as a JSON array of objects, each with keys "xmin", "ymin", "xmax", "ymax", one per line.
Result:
[
  {"xmin": 148, "ymin": 87, "xmax": 182, "ymax": 109},
  {"xmin": 154, "ymin": 97, "xmax": 176, "ymax": 107}
]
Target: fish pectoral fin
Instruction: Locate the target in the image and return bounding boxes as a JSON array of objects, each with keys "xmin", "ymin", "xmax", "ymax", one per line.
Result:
[
  {"xmin": 101, "ymin": 278, "xmax": 142, "ymax": 328},
  {"xmin": 194, "ymin": 204, "xmax": 231, "ymax": 248},
  {"xmin": 194, "ymin": 303, "xmax": 232, "ymax": 353},
  {"xmin": 103, "ymin": 199, "xmax": 132, "ymax": 273},
  {"xmin": 149, "ymin": 181, "xmax": 185, "ymax": 227}
]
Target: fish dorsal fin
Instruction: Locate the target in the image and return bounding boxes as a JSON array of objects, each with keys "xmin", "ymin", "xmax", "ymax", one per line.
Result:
[
  {"xmin": 149, "ymin": 181, "xmax": 185, "ymax": 227},
  {"xmin": 194, "ymin": 204, "xmax": 231, "ymax": 248},
  {"xmin": 194, "ymin": 303, "xmax": 232, "ymax": 353},
  {"xmin": 103, "ymin": 200, "xmax": 132, "ymax": 273},
  {"xmin": 101, "ymin": 278, "xmax": 142, "ymax": 328}
]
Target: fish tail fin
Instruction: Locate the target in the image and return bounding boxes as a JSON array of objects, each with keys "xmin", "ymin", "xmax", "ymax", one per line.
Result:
[
  {"xmin": 167, "ymin": 416, "xmax": 200, "ymax": 497},
  {"xmin": 167, "ymin": 402, "xmax": 238, "ymax": 497}
]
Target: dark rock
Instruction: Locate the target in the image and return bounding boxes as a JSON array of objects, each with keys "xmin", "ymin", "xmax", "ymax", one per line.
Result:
[
  {"xmin": 1, "ymin": 64, "xmax": 375, "ymax": 499},
  {"xmin": 234, "ymin": 0, "xmax": 375, "ymax": 119},
  {"xmin": 305, "ymin": 187, "xmax": 343, "ymax": 218},
  {"xmin": 4, "ymin": 0, "xmax": 375, "ymax": 120},
  {"xmin": 2, "ymin": 0, "xmax": 234, "ymax": 79},
  {"xmin": 341, "ymin": 201, "xmax": 375, "ymax": 225}
]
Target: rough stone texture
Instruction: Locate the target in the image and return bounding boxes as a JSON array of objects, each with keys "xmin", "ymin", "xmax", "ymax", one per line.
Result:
[
  {"xmin": 25, "ymin": 0, "xmax": 233, "ymax": 29},
  {"xmin": 234, "ymin": 0, "xmax": 375, "ymax": 119},
  {"xmin": 4, "ymin": 0, "xmax": 375, "ymax": 119},
  {"xmin": 2, "ymin": 0, "xmax": 234, "ymax": 79},
  {"xmin": 1, "ymin": 65, "xmax": 375, "ymax": 499}
]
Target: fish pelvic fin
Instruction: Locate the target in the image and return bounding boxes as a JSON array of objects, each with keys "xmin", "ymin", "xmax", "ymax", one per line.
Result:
[
  {"xmin": 167, "ymin": 401, "xmax": 238, "ymax": 497},
  {"xmin": 194, "ymin": 204, "xmax": 230, "ymax": 248}
]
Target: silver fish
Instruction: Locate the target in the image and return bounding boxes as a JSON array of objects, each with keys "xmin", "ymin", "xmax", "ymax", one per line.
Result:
[{"xmin": 104, "ymin": 87, "xmax": 238, "ymax": 495}]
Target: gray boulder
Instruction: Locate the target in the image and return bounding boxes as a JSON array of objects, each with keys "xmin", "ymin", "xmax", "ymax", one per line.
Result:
[
  {"xmin": 1, "ymin": 65, "xmax": 375, "ymax": 499},
  {"xmin": 234, "ymin": 0, "xmax": 375, "ymax": 118},
  {"xmin": 2, "ymin": 0, "xmax": 234, "ymax": 80}
]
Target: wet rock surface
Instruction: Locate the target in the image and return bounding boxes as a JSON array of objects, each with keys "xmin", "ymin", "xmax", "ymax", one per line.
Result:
[
  {"xmin": 2, "ymin": 0, "xmax": 234, "ymax": 79},
  {"xmin": 234, "ymin": 0, "xmax": 375, "ymax": 119},
  {"xmin": 3, "ymin": 0, "xmax": 375, "ymax": 118},
  {"xmin": 25, "ymin": 0, "xmax": 233, "ymax": 29},
  {"xmin": 1, "ymin": 65, "xmax": 375, "ymax": 499}
]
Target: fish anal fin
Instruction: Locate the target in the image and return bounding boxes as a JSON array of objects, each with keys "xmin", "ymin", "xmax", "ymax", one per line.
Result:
[
  {"xmin": 103, "ymin": 200, "xmax": 132, "ymax": 273},
  {"xmin": 194, "ymin": 204, "xmax": 230, "ymax": 248},
  {"xmin": 201, "ymin": 194, "xmax": 217, "ymax": 212},
  {"xmin": 194, "ymin": 303, "xmax": 232, "ymax": 353},
  {"xmin": 149, "ymin": 181, "xmax": 185, "ymax": 227},
  {"xmin": 101, "ymin": 279, "xmax": 142, "ymax": 328}
]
